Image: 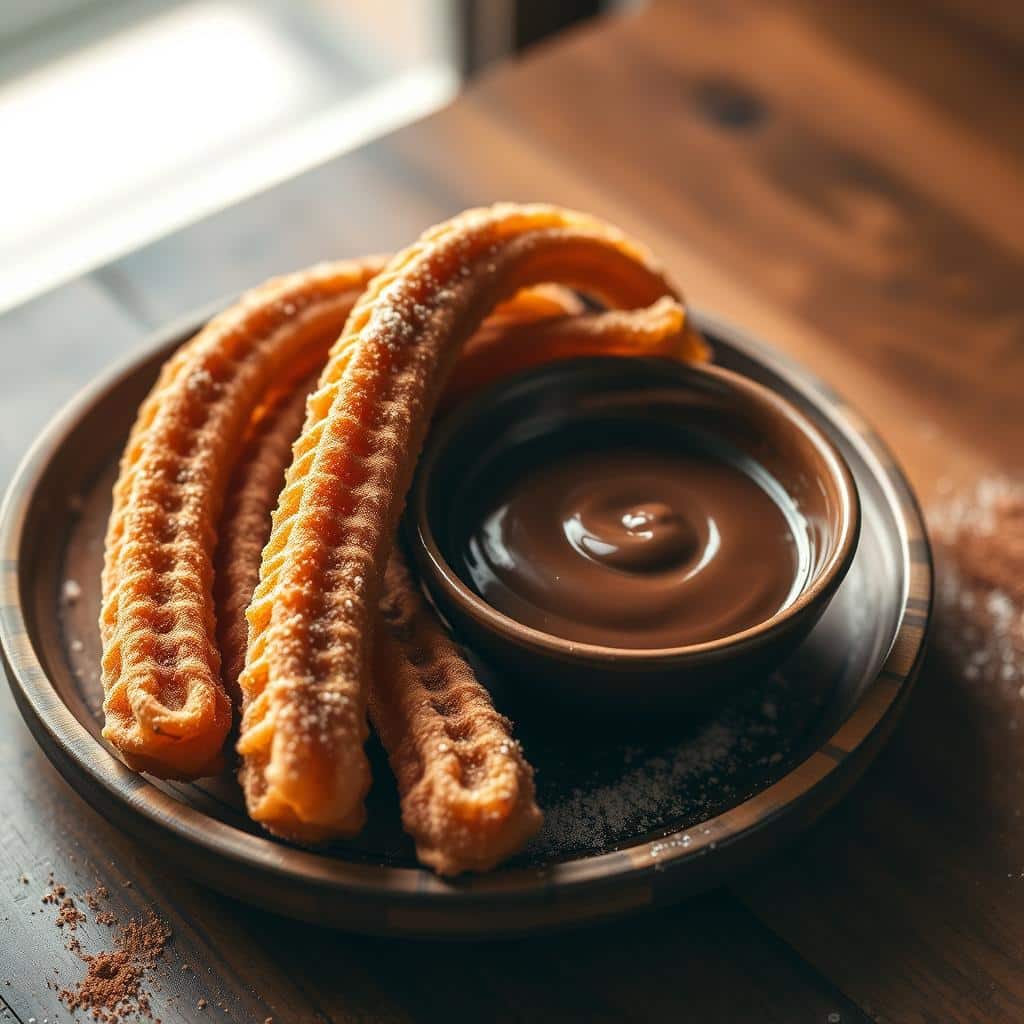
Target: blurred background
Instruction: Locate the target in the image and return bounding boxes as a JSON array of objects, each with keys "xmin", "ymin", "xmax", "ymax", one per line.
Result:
[{"xmin": 0, "ymin": 0, "xmax": 638, "ymax": 313}]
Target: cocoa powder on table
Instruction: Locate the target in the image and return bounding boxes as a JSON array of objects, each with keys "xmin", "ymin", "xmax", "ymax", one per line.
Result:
[
  {"xmin": 58, "ymin": 913, "xmax": 169, "ymax": 1022},
  {"xmin": 85, "ymin": 884, "xmax": 111, "ymax": 911},
  {"xmin": 37, "ymin": 873, "xmax": 171, "ymax": 1023},
  {"xmin": 42, "ymin": 879, "xmax": 87, "ymax": 932},
  {"xmin": 55, "ymin": 896, "xmax": 86, "ymax": 931}
]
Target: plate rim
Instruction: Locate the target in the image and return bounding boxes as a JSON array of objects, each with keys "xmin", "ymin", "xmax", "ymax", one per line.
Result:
[{"xmin": 0, "ymin": 307, "xmax": 933, "ymax": 923}]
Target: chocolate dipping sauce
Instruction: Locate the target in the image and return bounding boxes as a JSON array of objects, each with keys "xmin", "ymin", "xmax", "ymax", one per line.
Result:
[{"xmin": 454, "ymin": 435, "xmax": 807, "ymax": 649}]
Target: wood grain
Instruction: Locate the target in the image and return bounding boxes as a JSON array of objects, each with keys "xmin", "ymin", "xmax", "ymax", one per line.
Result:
[{"xmin": 2, "ymin": 0, "xmax": 1022, "ymax": 1018}]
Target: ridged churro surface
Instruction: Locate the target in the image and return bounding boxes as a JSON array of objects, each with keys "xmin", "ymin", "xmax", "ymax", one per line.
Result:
[
  {"xmin": 217, "ymin": 289, "xmax": 693, "ymax": 865},
  {"xmin": 215, "ymin": 380, "xmax": 541, "ymax": 870},
  {"xmin": 372, "ymin": 554, "xmax": 542, "ymax": 873},
  {"xmin": 215, "ymin": 285, "xmax": 581, "ymax": 705},
  {"xmin": 100, "ymin": 259, "xmax": 382, "ymax": 778},
  {"xmin": 216, "ymin": 380, "xmax": 317, "ymax": 706},
  {"xmin": 237, "ymin": 204, "xmax": 678, "ymax": 838},
  {"xmin": 218, "ymin": 300, "xmax": 682, "ymax": 864},
  {"xmin": 445, "ymin": 294, "xmax": 699, "ymax": 408}
]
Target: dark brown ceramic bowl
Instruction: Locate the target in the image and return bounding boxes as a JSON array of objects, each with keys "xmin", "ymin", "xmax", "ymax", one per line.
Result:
[{"xmin": 409, "ymin": 357, "xmax": 860, "ymax": 710}]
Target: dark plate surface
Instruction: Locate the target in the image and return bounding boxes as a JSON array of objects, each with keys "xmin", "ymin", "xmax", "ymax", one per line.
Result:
[{"xmin": 0, "ymin": 310, "xmax": 931, "ymax": 936}]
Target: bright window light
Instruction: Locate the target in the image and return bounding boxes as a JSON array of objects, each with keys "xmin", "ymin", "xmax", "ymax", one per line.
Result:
[{"xmin": 0, "ymin": 1, "xmax": 457, "ymax": 311}]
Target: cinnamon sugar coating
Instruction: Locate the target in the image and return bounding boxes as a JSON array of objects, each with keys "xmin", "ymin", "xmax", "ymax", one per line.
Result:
[
  {"xmin": 100, "ymin": 259, "xmax": 383, "ymax": 778},
  {"xmin": 216, "ymin": 379, "xmax": 318, "ymax": 707},
  {"xmin": 216, "ymin": 382, "xmax": 541, "ymax": 870},
  {"xmin": 444, "ymin": 294, "xmax": 699, "ymax": 409},
  {"xmin": 215, "ymin": 287, "xmax": 583, "ymax": 706},
  {"xmin": 372, "ymin": 554, "xmax": 542, "ymax": 873}
]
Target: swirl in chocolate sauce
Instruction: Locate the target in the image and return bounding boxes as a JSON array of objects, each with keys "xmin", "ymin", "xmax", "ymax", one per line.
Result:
[
  {"xmin": 459, "ymin": 443, "xmax": 802, "ymax": 649},
  {"xmin": 566, "ymin": 495, "xmax": 699, "ymax": 572}
]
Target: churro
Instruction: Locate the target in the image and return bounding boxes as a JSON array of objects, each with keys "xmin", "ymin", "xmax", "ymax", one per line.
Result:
[
  {"xmin": 219, "ymin": 294, "xmax": 690, "ymax": 863},
  {"xmin": 215, "ymin": 286, "xmax": 575, "ymax": 704},
  {"xmin": 215, "ymin": 377, "xmax": 318, "ymax": 706},
  {"xmin": 445, "ymin": 295, "xmax": 701, "ymax": 408},
  {"xmin": 216, "ymin": 376, "xmax": 541, "ymax": 870},
  {"xmin": 237, "ymin": 203, "xmax": 679, "ymax": 840},
  {"xmin": 372, "ymin": 553, "xmax": 542, "ymax": 873},
  {"xmin": 215, "ymin": 282, "xmax": 640, "ymax": 703},
  {"xmin": 100, "ymin": 259, "xmax": 383, "ymax": 778}
]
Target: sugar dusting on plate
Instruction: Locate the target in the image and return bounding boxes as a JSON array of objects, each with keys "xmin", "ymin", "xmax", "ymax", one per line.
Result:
[
  {"xmin": 523, "ymin": 678, "xmax": 798, "ymax": 858},
  {"xmin": 532, "ymin": 720, "xmax": 742, "ymax": 855}
]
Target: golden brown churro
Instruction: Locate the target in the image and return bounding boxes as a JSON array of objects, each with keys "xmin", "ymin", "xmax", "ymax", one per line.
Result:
[
  {"xmin": 237, "ymin": 204, "xmax": 679, "ymax": 840},
  {"xmin": 216, "ymin": 378, "xmax": 541, "ymax": 871},
  {"xmin": 215, "ymin": 378, "xmax": 317, "ymax": 706},
  {"xmin": 214, "ymin": 282, "xmax": 587, "ymax": 705},
  {"xmin": 445, "ymin": 295, "xmax": 700, "ymax": 409},
  {"xmin": 215, "ymin": 286, "xmax": 577, "ymax": 705},
  {"xmin": 218, "ymin": 293, "xmax": 694, "ymax": 865},
  {"xmin": 372, "ymin": 554, "xmax": 541, "ymax": 873},
  {"xmin": 100, "ymin": 259, "xmax": 383, "ymax": 779}
]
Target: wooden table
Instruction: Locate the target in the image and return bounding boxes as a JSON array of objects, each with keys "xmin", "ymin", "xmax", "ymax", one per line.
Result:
[{"xmin": 2, "ymin": 1, "xmax": 1022, "ymax": 1020}]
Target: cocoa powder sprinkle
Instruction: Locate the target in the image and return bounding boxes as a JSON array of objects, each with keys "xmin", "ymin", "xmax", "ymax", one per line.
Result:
[
  {"xmin": 58, "ymin": 914, "xmax": 169, "ymax": 1021},
  {"xmin": 55, "ymin": 896, "xmax": 86, "ymax": 931},
  {"xmin": 36, "ymin": 872, "xmax": 171, "ymax": 1022},
  {"xmin": 85, "ymin": 886, "xmax": 111, "ymax": 911}
]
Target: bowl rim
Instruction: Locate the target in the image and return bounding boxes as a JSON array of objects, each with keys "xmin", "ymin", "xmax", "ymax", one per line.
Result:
[{"xmin": 411, "ymin": 357, "xmax": 862, "ymax": 662}]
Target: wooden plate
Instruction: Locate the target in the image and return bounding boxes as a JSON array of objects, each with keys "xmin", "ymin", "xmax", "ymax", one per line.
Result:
[{"xmin": 0, "ymin": 309, "xmax": 931, "ymax": 937}]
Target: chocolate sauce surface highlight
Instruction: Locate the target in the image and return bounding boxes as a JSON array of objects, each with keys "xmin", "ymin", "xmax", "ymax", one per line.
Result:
[{"xmin": 455, "ymin": 438, "xmax": 806, "ymax": 649}]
